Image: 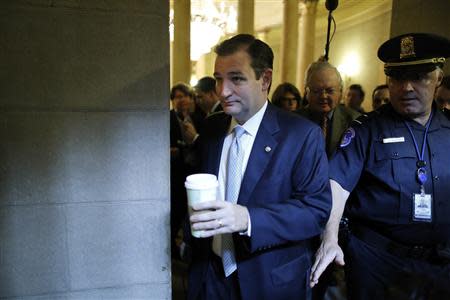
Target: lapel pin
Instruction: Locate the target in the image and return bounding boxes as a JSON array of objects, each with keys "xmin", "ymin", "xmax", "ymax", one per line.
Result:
[{"xmin": 265, "ymin": 146, "xmax": 271, "ymax": 153}]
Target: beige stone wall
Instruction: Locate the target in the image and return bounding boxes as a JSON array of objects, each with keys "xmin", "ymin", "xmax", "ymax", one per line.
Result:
[
  {"xmin": 391, "ymin": 0, "xmax": 450, "ymax": 75},
  {"xmin": 0, "ymin": 1, "xmax": 170, "ymax": 298},
  {"xmin": 264, "ymin": 27, "xmax": 283, "ymax": 99}
]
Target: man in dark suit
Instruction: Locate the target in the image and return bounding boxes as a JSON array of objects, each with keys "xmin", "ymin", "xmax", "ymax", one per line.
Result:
[
  {"xmin": 188, "ymin": 34, "xmax": 331, "ymax": 299},
  {"xmin": 344, "ymin": 84, "xmax": 366, "ymax": 114},
  {"xmin": 297, "ymin": 61, "xmax": 360, "ymax": 158},
  {"xmin": 195, "ymin": 76, "xmax": 223, "ymax": 116},
  {"xmin": 181, "ymin": 76, "xmax": 227, "ymax": 144}
]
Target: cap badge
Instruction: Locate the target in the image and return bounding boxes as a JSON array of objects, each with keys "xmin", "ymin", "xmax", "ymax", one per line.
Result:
[{"xmin": 400, "ymin": 36, "xmax": 416, "ymax": 59}]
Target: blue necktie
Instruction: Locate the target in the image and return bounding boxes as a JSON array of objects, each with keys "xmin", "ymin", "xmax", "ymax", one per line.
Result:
[{"xmin": 222, "ymin": 125, "xmax": 245, "ymax": 277}]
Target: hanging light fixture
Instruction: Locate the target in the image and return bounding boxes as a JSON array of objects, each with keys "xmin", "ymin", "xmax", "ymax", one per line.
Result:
[{"xmin": 170, "ymin": 0, "xmax": 237, "ymax": 61}]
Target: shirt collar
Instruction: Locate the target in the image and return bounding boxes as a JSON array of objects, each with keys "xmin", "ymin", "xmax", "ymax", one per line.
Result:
[
  {"xmin": 327, "ymin": 109, "xmax": 334, "ymax": 121},
  {"xmin": 392, "ymin": 104, "xmax": 446, "ymax": 132},
  {"xmin": 229, "ymin": 101, "xmax": 268, "ymax": 137}
]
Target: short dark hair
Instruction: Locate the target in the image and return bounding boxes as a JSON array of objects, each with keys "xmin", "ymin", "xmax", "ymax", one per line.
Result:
[
  {"xmin": 170, "ymin": 82, "xmax": 192, "ymax": 100},
  {"xmin": 195, "ymin": 76, "xmax": 216, "ymax": 93},
  {"xmin": 349, "ymin": 84, "xmax": 365, "ymax": 100},
  {"xmin": 214, "ymin": 34, "xmax": 273, "ymax": 79},
  {"xmin": 440, "ymin": 75, "xmax": 450, "ymax": 89},
  {"xmin": 372, "ymin": 84, "xmax": 388, "ymax": 100},
  {"xmin": 271, "ymin": 82, "xmax": 302, "ymax": 107}
]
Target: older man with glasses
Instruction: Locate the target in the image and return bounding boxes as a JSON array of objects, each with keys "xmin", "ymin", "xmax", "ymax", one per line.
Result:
[{"xmin": 296, "ymin": 61, "xmax": 361, "ymax": 158}]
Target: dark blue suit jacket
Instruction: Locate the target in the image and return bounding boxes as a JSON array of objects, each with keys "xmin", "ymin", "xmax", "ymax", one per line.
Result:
[{"xmin": 188, "ymin": 104, "xmax": 331, "ymax": 300}]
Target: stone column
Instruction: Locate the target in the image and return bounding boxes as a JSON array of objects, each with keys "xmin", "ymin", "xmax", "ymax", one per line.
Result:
[
  {"xmin": 280, "ymin": 0, "xmax": 299, "ymax": 83},
  {"xmin": 238, "ymin": 0, "xmax": 254, "ymax": 35},
  {"xmin": 0, "ymin": 1, "xmax": 170, "ymax": 298},
  {"xmin": 297, "ymin": 0, "xmax": 318, "ymax": 91},
  {"xmin": 173, "ymin": 0, "xmax": 191, "ymax": 84}
]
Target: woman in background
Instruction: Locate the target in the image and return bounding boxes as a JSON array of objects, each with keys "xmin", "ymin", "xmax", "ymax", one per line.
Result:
[{"xmin": 271, "ymin": 82, "xmax": 302, "ymax": 112}]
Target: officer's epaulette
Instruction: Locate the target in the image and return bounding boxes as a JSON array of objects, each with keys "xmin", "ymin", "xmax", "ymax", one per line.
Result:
[
  {"xmin": 351, "ymin": 105, "xmax": 386, "ymax": 127},
  {"xmin": 350, "ymin": 112, "xmax": 372, "ymax": 127}
]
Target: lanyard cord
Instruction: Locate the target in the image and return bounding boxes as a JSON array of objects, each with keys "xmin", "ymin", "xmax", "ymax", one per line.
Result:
[{"xmin": 403, "ymin": 111, "xmax": 434, "ymax": 165}]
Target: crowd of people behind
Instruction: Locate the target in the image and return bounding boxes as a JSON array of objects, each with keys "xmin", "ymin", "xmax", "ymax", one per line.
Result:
[{"xmin": 169, "ymin": 32, "xmax": 450, "ymax": 300}]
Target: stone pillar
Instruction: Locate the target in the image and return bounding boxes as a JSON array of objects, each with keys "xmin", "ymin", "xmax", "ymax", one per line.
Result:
[
  {"xmin": 0, "ymin": 1, "xmax": 170, "ymax": 298},
  {"xmin": 238, "ymin": 0, "xmax": 254, "ymax": 35},
  {"xmin": 173, "ymin": 0, "xmax": 191, "ymax": 84},
  {"xmin": 297, "ymin": 0, "xmax": 318, "ymax": 91},
  {"xmin": 280, "ymin": 0, "xmax": 299, "ymax": 83}
]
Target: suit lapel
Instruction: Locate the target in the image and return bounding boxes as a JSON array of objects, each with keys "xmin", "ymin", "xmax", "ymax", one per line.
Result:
[
  {"xmin": 205, "ymin": 136, "xmax": 223, "ymax": 176},
  {"xmin": 206, "ymin": 117, "xmax": 231, "ymax": 176},
  {"xmin": 238, "ymin": 105, "xmax": 280, "ymax": 206},
  {"xmin": 330, "ymin": 106, "xmax": 346, "ymax": 155}
]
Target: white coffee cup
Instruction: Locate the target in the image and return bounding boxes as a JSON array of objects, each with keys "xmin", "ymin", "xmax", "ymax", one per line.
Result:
[{"xmin": 185, "ymin": 173, "xmax": 218, "ymax": 238}]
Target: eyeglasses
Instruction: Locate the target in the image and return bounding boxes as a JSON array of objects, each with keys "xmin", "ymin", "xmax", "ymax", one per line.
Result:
[{"xmin": 307, "ymin": 87, "xmax": 340, "ymax": 96}]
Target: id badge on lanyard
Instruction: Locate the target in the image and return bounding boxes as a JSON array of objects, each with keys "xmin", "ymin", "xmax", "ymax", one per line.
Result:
[
  {"xmin": 413, "ymin": 193, "xmax": 432, "ymax": 221},
  {"xmin": 404, "ymin": 112, "xmax": 433, "ymax": 222}
]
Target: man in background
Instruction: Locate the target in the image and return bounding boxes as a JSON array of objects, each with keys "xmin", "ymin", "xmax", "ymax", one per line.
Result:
[
  {"xmin": 194, "ymin": 76, "xmax": 223, "ymax": 116},
  {"xmin": 371, "ymin": 84, "xmax": 390, "ymax": 110},
  {"xmin": 297, "ymin": 61, "xmax": 360, "ymax": 158},
  {"xmin": 435, "ymin": 75, "xmax": 450, "ymax": 112},
  {"xmin": 344, "ymin": 84, "xmax": 366, "ymax": 113}
]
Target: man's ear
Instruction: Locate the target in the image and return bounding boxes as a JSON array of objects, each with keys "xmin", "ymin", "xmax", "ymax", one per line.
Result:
[{"xmin": 261, "ymin": 68, "xmax": 273, "ymax": 92}]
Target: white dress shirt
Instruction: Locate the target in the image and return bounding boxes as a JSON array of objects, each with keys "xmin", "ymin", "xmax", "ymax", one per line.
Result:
[{"xmin": 212, "ymin": 101, "xmax": 268, "ymax": 256}]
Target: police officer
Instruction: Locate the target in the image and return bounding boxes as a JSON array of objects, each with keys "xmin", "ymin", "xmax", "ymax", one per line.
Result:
[{"xmin": 310, "ymin": 32, "xmax": 450, "ymax": 299}]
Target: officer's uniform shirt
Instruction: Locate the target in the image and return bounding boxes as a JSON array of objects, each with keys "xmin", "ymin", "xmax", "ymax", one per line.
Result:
[{"xmin": 329, "ymin": 104, "xmax": 450, "ymax": 246}]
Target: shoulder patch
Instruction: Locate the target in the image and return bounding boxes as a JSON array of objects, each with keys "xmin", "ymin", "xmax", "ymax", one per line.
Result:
[{"xmin": 340, "ymin": 127, "xmax": 355, "ymax": 148}]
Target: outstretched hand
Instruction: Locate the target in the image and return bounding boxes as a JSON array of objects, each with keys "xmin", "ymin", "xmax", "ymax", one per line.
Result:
[
  {"xmin": 309, "ymin": 237, "xmax": 345, "ymax": 288},
  {"xmin": 189, "ymin": 200, "xmax": 249, "ymax": 237}
]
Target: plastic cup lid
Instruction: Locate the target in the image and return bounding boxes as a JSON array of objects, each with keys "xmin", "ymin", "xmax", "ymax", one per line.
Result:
[{"xmin": 185, "ymin": 173, "xmax": 218, "ymax": 189}]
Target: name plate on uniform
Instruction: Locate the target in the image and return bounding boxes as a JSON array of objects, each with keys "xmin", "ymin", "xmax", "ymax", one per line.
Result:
[{"xmin": 383, "ymin": 137, "xmax": 405, "ymax": 143}]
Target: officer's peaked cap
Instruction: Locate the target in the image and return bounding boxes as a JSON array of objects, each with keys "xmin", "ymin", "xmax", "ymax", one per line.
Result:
[{"xmin": 378, "ymin": 33, "xmax": 450, "ymax": 76}]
